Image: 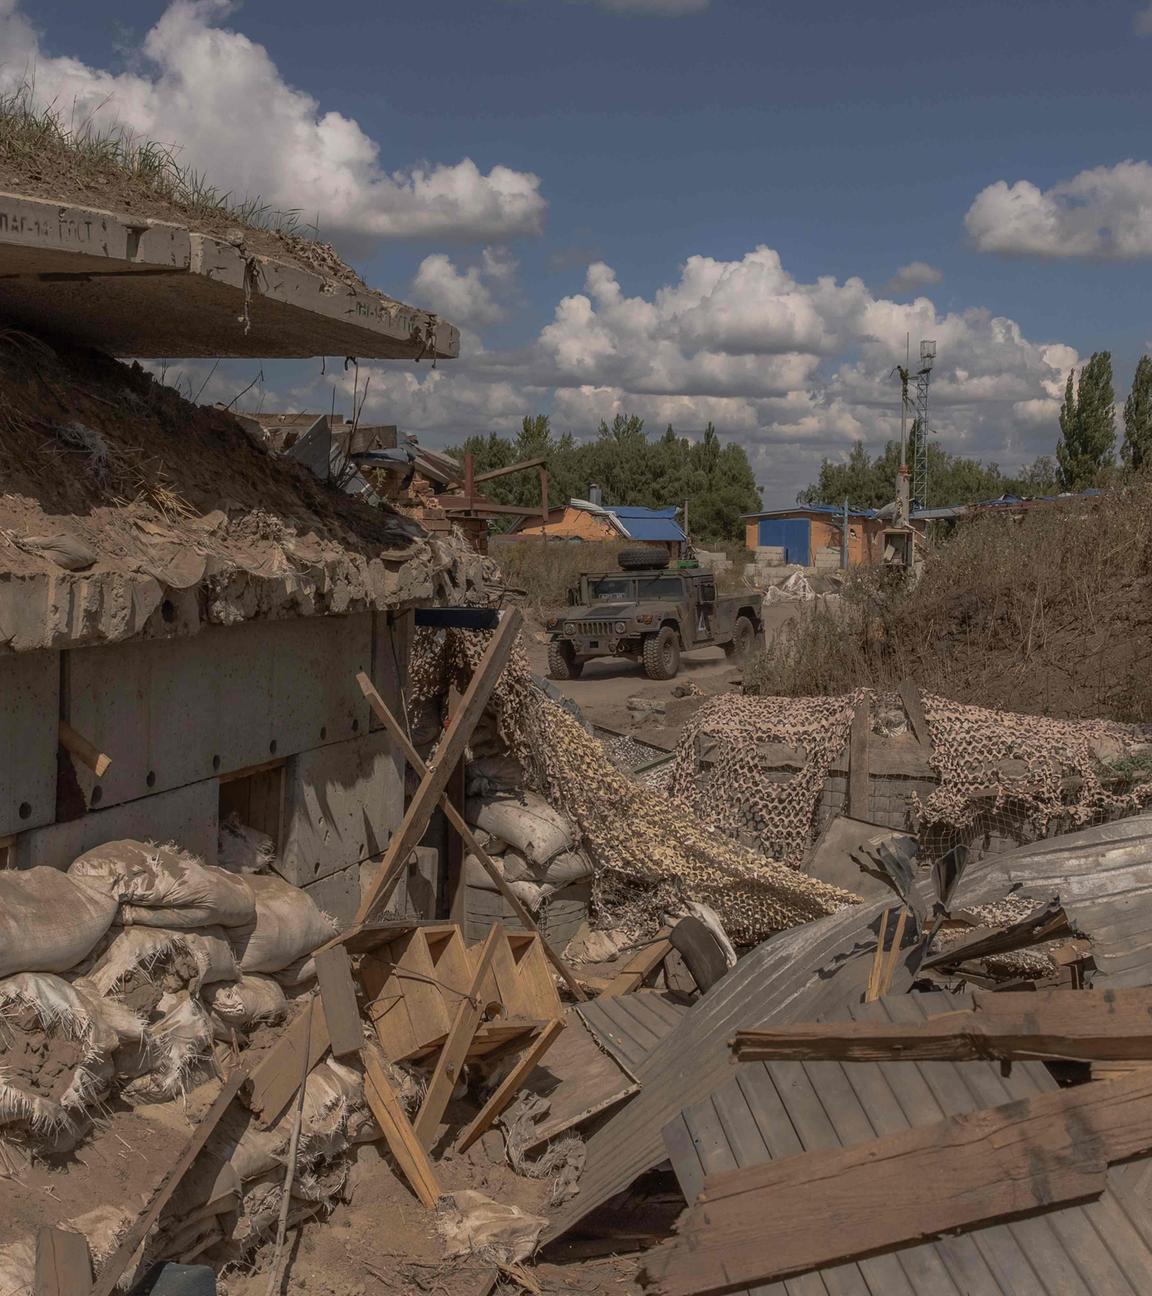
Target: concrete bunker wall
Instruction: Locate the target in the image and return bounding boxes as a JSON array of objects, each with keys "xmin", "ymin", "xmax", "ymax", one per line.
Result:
[{"xmin": 0, "ymin": 610, "xmax": 433, "ymax": 925}]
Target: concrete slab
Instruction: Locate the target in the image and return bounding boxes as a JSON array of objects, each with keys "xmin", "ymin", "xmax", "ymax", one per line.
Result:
[
  {"xmin": 278, "ymin": 729, "xmax": 403, "ymax": 887},
  {"xmin": 303, "ymin": 862, "xmax": 360, "ymax": 929},
  {"xmin": 11, "ymin": 777, "xmax": 218, "ymax": 870},
  {"xmin": 0, "ymin": 649, "xmax": 58, "ymax": 837},
  {"xmin": 0, "ymin": 192, "xmax": 459, "ymax": 360},
  {"xmin": 67, "ymin": 614, "xmax": 373, "ymax": 811}
]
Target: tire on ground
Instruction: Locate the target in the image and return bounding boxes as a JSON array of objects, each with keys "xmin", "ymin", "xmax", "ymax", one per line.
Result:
[
  {"xmin": 723, "ymin": 614, "xmax": 757, "ymax": 659},
  {"xmin": 643, "ymin": 626, "xmax": 681, "ymax": 680},
  {"xmin": 547, "ymin": 641, "xmax": 583, "ymax": 680}
]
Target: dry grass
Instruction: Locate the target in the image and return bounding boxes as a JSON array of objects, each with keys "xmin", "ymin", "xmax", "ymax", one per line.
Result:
[
  {"xmin": 0, "ymin": 81, "xmax": 303, "ymax": 234},
  {"xmin": 747, "ymin": 483, "xmax": 1152, "ymax": 722},
  {"xmin": 489, "ymin": 537, "xmax": 633, "ymax": 614}
]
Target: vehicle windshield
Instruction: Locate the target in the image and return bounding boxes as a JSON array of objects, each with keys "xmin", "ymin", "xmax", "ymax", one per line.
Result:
[
  {"xmin": 588, "ymin": 577, "xmax": 634, "ymax": 600},
  {"xmin": 636, "ymin": 575, "xmax": 683, "ymax": 599}
]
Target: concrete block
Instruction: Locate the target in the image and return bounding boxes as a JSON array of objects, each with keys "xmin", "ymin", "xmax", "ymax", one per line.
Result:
[
  {"xmin": 11, "ymin": 778, "xmax": 218, "ymax": 871},
  {"xmin": 0, "ymin": 192, "xmax": 459, "ymax": 361},
  {"xmin": 277, "ymin": 730, "xmax": 403, "ymax": 886},
  {"xmin": 303, "ymin": 863, "xmax": 360, "ymax": 929},
  {"xmin": 68, "ymin": 614, "xmax": 375, "ymax": 810},
  {"xmin": 0, "ymin": 649, "xmax": 58, "ymax": 836}
]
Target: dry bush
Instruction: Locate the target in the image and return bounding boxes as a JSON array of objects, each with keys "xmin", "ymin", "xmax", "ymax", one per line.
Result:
[
  {"xmin": 489, "ymin": 537, "xmax": 632, "ymax": 615},
  {"xmin": 747, "ymin": 484, "xmax": 1152, "ymax": 722}
]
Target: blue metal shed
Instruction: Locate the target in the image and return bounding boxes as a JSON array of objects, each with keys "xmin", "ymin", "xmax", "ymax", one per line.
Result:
[{"xmin": 757, "ymin": 517, "xmax": 811, "ymax": 565}]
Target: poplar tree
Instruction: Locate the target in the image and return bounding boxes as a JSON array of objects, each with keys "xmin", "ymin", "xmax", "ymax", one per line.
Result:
[
  {"xmin": 1056, "ymin": 352, "xmax": 1115, "ymax": 491},
  {"xmin": 1122, "ymin": 355, "xmax": 1152, "ymax": 472}
]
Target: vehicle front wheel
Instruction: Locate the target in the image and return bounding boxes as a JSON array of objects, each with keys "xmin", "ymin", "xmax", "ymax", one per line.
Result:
[
  {"xmin": 547, "ymin": 642, "xmax": 584, "ymax": 680},
  {"xmin": 643, "ymin": 627, "xmax": 681, "ymax": 680},
  {"xmin": 723, "ymin": 615, "xmax": 757, "ymax": 659}
]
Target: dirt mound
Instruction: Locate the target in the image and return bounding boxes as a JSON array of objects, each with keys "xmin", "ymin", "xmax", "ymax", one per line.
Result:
[{"xmin": 749, "ymin": 484, "xmax": 1152, "ymax": 722}]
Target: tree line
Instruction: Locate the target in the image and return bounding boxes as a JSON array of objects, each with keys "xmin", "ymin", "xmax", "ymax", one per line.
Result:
[
  {"xmin": 802, "ymin": 352, "xmax": 1152, "ymax": 507},
  {"xmin": 453, "ymin": 414, "xmax": 760, "ymax": 542}
]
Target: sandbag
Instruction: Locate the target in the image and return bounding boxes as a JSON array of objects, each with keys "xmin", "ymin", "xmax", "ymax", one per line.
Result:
[
  {"xmin": 72, "ymin": 977, "xmax": 155, "ymax": 1080},
  {"xmin": 0, "ymin": 867, "xmax": 118, "ymax": 977},
  {"xmin": 81, "ymin": 926, "xmax": 237, "ymax": 1010},
  {"xmin": 534, "ymin": 849, "xmax": 594, "ymax": 888},
  {"xmin": 122, "ymin": 991, "xmax": 214, "ymax": 1105},
  {"xmin": 70, "ymin": 840, "xmax": 255, "ymax": 928},
  {"xmin": 0, "ymin": 972, "xmax": 117, "ymax": 1145},
  {"xmin": 466, "ymin": 792, "xmax": 576, "ymax": 865},
  {"xmin": 507, "ymin": 879, "xmax": 550, "ymax": 913},
  {"xmin": 227, "ymin": 875, "xmax": 336, "ymax": 975},
  {"xmin": 461, "ymin": 850, "xmax": 531, "ymax": 893},
  {"xmin": 218, "ymin": 814, "xmax": 276, "ymax": 875},
  {"xmin": 204, "ymin": 973, "xmax": 286, "ymax": 1031}
]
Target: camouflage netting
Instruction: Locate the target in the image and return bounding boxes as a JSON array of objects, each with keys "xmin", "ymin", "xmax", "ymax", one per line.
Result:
[
  {"xmin": 916, "ymin": 693, "xmax": 1152, "ymax": 835},
  {"xmin": 668, "ymin": 692, "xmax": 863, "ymax": 865},
  {"xmin": 413, "ymin": 627, "xmax": 858, "ymax": 945}
]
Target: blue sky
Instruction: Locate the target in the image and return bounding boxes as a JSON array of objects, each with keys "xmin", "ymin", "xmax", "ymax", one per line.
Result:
[{"xmin": 6, "ymin": 0, "xmax": 1152, "ymax": 505}]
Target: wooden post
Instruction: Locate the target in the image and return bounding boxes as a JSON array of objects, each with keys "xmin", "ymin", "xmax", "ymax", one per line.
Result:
[
  {"xmin": 35, "ymin": 1228, "xmax": 92, "ymax": 1296},
  {"xmin": 539, "ymin": 467, "xmax": 550, "ymax": 539},
  {"xmin": 355, "ymin": 671, "xmax": 588, "ymax": 1001},
  {"xmin": 361, "ymin": 1044, "xmax": 442, "ymax": 1208},
  {"xmin": 356, "ymin": 608, "xmax": 523, "ymax": 924}
]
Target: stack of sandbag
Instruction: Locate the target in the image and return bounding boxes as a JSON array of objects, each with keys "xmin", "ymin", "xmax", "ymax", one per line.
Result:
[{"xmin": 464, "ymin": 789, "xmax": 594, "ymax": 945}]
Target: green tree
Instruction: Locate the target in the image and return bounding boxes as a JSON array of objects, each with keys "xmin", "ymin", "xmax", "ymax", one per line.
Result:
[
  {"xmin": 1056, "ymin": 352, "xmax": 1116, "ymax": 490},
  {"xmin": 1122, "ymin": 355, "xmax": 1152, "ymax": 472}
]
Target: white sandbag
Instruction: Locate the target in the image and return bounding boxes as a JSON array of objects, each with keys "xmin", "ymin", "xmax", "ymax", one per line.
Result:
[
  {"xmin": 461, "ymin": 849, "xmax": 531, "ymax": 893},
  {"xmin": 204, "ymin": 973, "xmax": 286, "ymax": 1031},
  {"xmin": 70, "ymin": 840, "xmax": 256, "ymax": 928},
  {"xmin": 227, "ymin": 874, "xmax": 337, "ymax": 975},
  {"xmin": 534, "ymin": 849, "xmax": 594, "ymax": 888},
  {"xmin": 466, "ymin": 792, "xmax": 576, "ymax": 866},
  {"xmin": 270, "ymin": 955, "xmax": 318, "ymax": 987},
  {"xmin": 71, "ymin": 977, "xmax": 155, "ymax": 1080},
  {"xmin": 121, "ymin": 991, "xmax": 214, "ymax": 1104},
  {"xmin": 218, "ymin": 814, "xmax": 276, "ymax": 875},
  {"xmin": 0, "ymin": 973, "xmax": 117, "ymax": 1143},
  {"xmin": 81, "ymin": 926, "xmax": 237, "ymax": 1008},
  {"xmin": 507, "ymin": 879, "xmax": 550, "ymax": 913},
  {"xmin": 0, "ymin": 867, "xmax": 118, "ymax": 977},
  {"xmin": 438, "ymin": 1189, "xmax": 546, "ymax": 1265},
  {"xmin": 0, "ymin": 1203, "xmax": 142, "ymax": 1296}
]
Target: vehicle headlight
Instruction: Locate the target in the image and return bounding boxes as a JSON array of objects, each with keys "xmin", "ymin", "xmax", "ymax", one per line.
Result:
[
  {"xmin": 614, "ymin": 621, "xmax": 627, "ymax": 634},
  {"xmin": 564, "ymin": 622, "xmax": 577, "ymax": 635}
]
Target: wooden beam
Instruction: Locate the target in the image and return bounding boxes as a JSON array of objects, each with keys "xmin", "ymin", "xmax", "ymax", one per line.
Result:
[
  {"xmin": 733, "ymin": 987, "xmax": 1152, "ymax": 1064},
  {"xmin": 456, "ymin": 1018, "xmax": 565, "ymax": 1153},
  {"xmin": 314, "ymin": 946, "xmax": 362, "ymax": 1058},
  {"xmin": 641, "ymin": 1066, "xmax": 1152, "ymax": 1296},
  {"xmin": 35, "ymin": 1228, "xmax": 91, "ymax": 1296},
  {"xmin": 58, "ymin": 720, "xmax": 111, "ymax": 778},
  {"xmin": 600, "ymin": 932, "xmax": 673, "ymax": 997},
  {"xmin": 90, "ymin": 1067, "xmax": 248, "ymax": 1296},
  {"xmin": 896, "ymin": 679, "xmax": 930, "ymax": 748},
  {"xmin": 473, "ymin": 457, "xmax": 548, "ymax": 483},
  {"xmin": 247, "ymin": 1000, "xmax": 330, "ymax": 1125},
  {"xmin": 356, "ymin": 607, "xmax": 523, "ymax": 924},
  {"xmin": 433, "ymin": 498, "xmax": 542, "ymax": 516},
  {"xmin": 847, "ymin": 698, "xmax": 870, "ymax": 819},
  {"xmin": 414, "ymin": 927, "xmax": 503, "ymax": 1149},
  {"xmin": 355, "ymin": 670, "xmax": 587, "ymax": 1001},
  {"xmin": 361, "ymin": 1043, "xmax": 442, "ymax": 1209}
]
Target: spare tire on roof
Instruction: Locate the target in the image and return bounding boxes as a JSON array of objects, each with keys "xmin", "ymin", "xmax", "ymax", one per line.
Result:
[{"xmin": 618, "ymin": 547, "xmax": 670, "ymax": 571}]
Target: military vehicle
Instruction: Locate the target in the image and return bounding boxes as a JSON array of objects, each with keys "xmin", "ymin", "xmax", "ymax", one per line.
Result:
[{"xmin": 545, "ymin": 548, "xmax": 762, "ymax": 680}]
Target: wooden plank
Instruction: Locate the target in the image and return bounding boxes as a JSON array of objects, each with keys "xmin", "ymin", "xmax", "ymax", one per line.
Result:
[
  {"xmin": 356, "ymin": 669, "xmax": 586, "ymax": 1001},
  {"xmin": 732, "ymin": 986, "xmax": 1152, "ymax": 1063},
  {"xmin": 457, "ymin": 1019, "xmax": 566, "ymax": 1152},
  {"xmin": 641, "ymin": 1066, "xmax": 1152, "ymax": 1296},
  {"xmin": 896, "ymin": 679, "xmax": 931, "ymax": 748},
  {"xmin": 58, "ymin": 720, "xmax": 111, "ymax": 779},
  {"xmin": 247, "ymin": 999, "xmax": 330, "ymax": 1124},
  {"xmin": 600, "ymin": 933, "xmax": 673, "ymax": 998},
  {"xmin": 473, "ymin": 456, "xmax": 548, "ymax": 482},
  {"xmin": 414, "ymin": 927, "xmax": 503, "ymax": 1149},
  {"xmin": 314, "ymin": 946, "xmax": 362, "ymax": 1059},
  {"xmin": 360, "ymin": 1043, "xmax": 442, "ymax": 1209},
  {"xmin": 90, "ymin": 1067, "xmax": 248, "ymax": 1296},
  {"xmin": 847, "ymin": 698, "xmax": 870, "ymax": 820},
  {"xmin": 35, "ymin": 1227, "xmax": 92, "ymax": 1296},
  {"xmin": 356, "ymin": 606, "xmax": 522, "ymax": 923}
]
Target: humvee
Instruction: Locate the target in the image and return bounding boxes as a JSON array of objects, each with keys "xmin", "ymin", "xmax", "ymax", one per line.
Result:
[{"xmin": 545, "ymin": 548, "xmax": 763, "ymax": 681}]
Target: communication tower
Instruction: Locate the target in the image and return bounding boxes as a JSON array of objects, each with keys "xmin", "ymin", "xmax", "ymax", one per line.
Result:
[{"xmin": 912, "ymin": 340, "xmax": 936, "ymax": 508}]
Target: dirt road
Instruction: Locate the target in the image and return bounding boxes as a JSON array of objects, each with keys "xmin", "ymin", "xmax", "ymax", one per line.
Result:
[{"xmin": 524, "ymin": 603, "xmax": 800, "ymax": 738}]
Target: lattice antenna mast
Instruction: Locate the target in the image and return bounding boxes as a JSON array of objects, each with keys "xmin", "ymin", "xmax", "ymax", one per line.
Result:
[{"xmin": 912, "ymin": 340, "xmax": 936, "ymax": 508}]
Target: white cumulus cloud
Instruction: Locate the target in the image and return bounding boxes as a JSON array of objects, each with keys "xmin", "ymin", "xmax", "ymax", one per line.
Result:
[
  {"xmin": 1135, "ymin": 4, "xmax": 1152, "ymax": 34},
  {"xmin": 0, "ymin": 0, "xmax": 545, "ymax": 242},
  {"xmin": 884, "ymin": 261, "xmax": 943, "ymax": 294},
  {"xmin": 410, "ymin": 248, "xmax": 518, "ymax": 329},
  {"xmin": 966, "ymin": 162, "xmax": 1152, "ymax": 258}
]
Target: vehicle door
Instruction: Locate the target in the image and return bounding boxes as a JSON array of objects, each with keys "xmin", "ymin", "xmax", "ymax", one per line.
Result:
[{"xmin": 692, "ymin": 576, "xmax": 717, "ymax": 643}]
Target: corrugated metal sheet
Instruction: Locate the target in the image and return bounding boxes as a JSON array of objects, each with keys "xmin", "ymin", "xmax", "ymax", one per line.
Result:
[
  {"xmin": 664, "ymin": 992, "xmax": 1152, "ymax": 1296},
  {"xmin": 548, "ymin": 898, "xmax": 918, "ymax": 1239},
  {"xmin": 951, "ymin": 814, "xmax": 1152, "ymax": 987},
  {"xmin": 577, "ymin": 989, "xmax": 689, "ymax": 1079}
]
